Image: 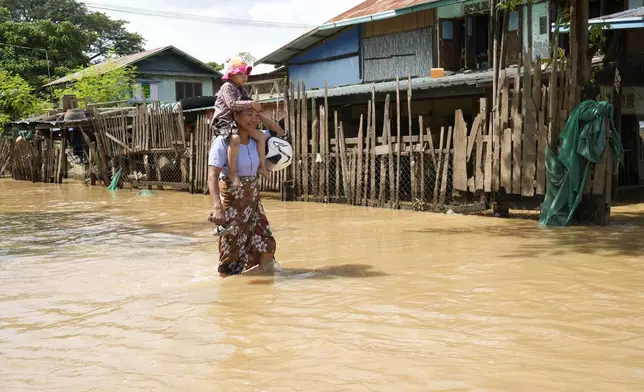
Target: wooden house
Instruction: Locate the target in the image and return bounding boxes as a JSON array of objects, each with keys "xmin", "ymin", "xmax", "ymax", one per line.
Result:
[
  {"xmin": 44, "ymin": 46, "xmax": 222, "ymax": 104},
  {"xmin": 256, "ymin": 0, "xmax": 552, "ymax": 137}
]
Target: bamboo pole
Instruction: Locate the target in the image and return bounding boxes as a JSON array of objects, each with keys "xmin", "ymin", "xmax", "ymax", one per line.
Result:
[
  {"xmin": 338, "ymin": 121, "xmax": 350, "ymax": 202},
  {"xmin": 356, "ymin": 113, "xmax": 364, "ymax": 206},
  {"xmin": 407, "ymin": 74, "xmax": 414, "ymax": 200},
  {"xmin": 433, "ymin": 127, "xmax": 445, "ymax": 205},
  {"xmin": 319, "ymin": 105, "xmax": 325, "ymax": 201},
  {"xmin": 334, "ymin": 110, "xmax": 340, "ymax": 201},
  {"xmin": 302, "ymin": 84, "xmax": 309, "ymax": 200},
  {"xmin": 324, "ymin": 82, "xmax": 330, "ymax": 201},
  {"xmin": 419, "ymin": 115, "xmax": 425, "ymax": 201},
  {"xmin": 370, "ymin": 87, "xmax": 377, "ymax": 205},
  {"xmin": 395, "ymin": 77, "xmax": 401, "ymax": 208},
  {"xmin": 439, "ymin": 126, "xmax": 453, "ymax": 206},
  {"xmin": 311, "ymin": 98, "xmax": 319, "ymax": 201},
  {"xmin": 364, "ymin": 100, "xmax": 372, "ymax": 206},
  {"xmin": 384, "ymin": 94, "xmax": 394, "ymax": 203}
]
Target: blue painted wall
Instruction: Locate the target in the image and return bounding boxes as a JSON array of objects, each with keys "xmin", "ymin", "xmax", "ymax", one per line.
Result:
[
  {"xmin": 289, "ymin": 56, "xmax": 361, "ymax": 90},
  {"xmin": 287, "ymin": 26, "xmax": 362, "ymax": 89}
]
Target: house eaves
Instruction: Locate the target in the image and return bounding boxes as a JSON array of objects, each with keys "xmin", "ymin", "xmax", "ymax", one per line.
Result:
[
  {"xmin": 554, "ymin": 6, "xmax": 644, "ymax": 33},
  {"xmin": 43, "ymin": 45, "xmax": 221, "ymax": 87},
  {"xmin": 256, "ymin": 0, "xmax": 463, "ymax": 67}
]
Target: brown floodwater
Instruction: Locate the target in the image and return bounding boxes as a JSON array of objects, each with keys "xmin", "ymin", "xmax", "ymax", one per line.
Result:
[{"xmin": 1, "ymin": 178, "xmax": 644, "ymax": 392}]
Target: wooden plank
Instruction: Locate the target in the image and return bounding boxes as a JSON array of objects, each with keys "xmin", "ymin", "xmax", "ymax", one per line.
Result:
[
  {"xmin": 536, "ymin": 111, "xmax": 548, "ymax": 195},
  {"xmin": 512, "ymin": 113, "xmax": 523, "ymax": 194},
  {"xmin": 521, "ymin": 96, "xmax": 538, "ymax": 197},
  {"xmin": 533, "ymin": 57, "xmax": 542, "ymax": 111},
  {"xmin": 105, "ymin": 132, "xmax": 132, "ymax": 152},
  {"xmin": 493, "ymin": 75, "xmax": 507, "ymax": 192},
  {"xmin": 356, "ymin": 113, "xmax": 365, "ymax": 205},
  {"xmin": 407, "ymin": 75, "xmax": 414, "ymax": 200},
  {"xmin": 320, "ymin": 105, "xmax": 327, "ymax": 201},
  {"xmin": 295, "ymin": 81, "xmax": 301, "ymax": 198},
  {"xmin": 334, "ymin": 111, "xmax": 340, "ymax": 200},
  {"xmin": 363, "ymin": 101, "xmax": 371, "ymax": 206},
  {"xmin": 501, "ymin": 127, "xmax": 512, "ymax": 191},
  {"xmin": 484, "ymin": 129, "xmax": 493, "ymax": 193},
  {"xmin": 188, "ymin": 133, "xmax": 194, "ymax": 193},
  {"xmin": 369, "ymin": 92, "xmax": 377, "ymax": 204},
  {"xmin": 311, "ymin": 99, "xmax": 319, "ymax": 201},
  {"xmin": 379, "ymin": 155, "xmax": 386, "ymax": 206},
  {"xmin": 324, "ymin": 82, "xmax": 330, "ymax": 201},
  {"xmin": 419, "ymin": 115, "xmax": 425, "ymax": 201},
  {"xmin": 302, "ymin": 86, "xmax": 309, "ymax": 200},
  {"xmin": 466, "ymin": 114, "xmax": 481, "ymax": 161},
  {"xmin": 338, "ymin": 121, "xmax": 350, "ymax": 201},
  {"xmin": 433, "ymin": 127, "xmax": 445, "ymax": 205},
  {"xmin": 475, "ymin": 130, "xmax": 484, "ymax": 191},
  {"xmin": 439, "ymin": 126, "xmax": 453, "ymax": 206},
  {"xmin": 500, "ymin": 70, "xmax": 510, "ymax": 129},
  {"xmin": 426, "ymin": 127, "xmax": 437, "ymax": 168},
  {"xmin": 288, "ymin": 81, "xmax": 296, "ymax": 187},
  {"xmin": 385, "ymin": 94, "xmax": 394, "ymax": 203},
  {"xmin": 452, "ymin": 109, "xmax": 468, "ymax": 191},
  {"xmin": 395, "ymin": 77, "xmax": 401, "ymax": 207}
]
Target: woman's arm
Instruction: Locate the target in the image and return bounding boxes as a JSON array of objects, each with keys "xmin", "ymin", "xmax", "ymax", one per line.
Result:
[
  {"xmin": 208, "ymin": 166, "xmax": 225, "ymax": 224},
  {"xmin": 259, "ymin": 113, "xmax": 285, "ymax": 136}
]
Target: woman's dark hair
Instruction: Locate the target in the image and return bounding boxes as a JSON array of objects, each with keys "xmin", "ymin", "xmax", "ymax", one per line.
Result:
[{"xmin": 582, "ymin": 81, "xmax": 600, "ymax": 101}]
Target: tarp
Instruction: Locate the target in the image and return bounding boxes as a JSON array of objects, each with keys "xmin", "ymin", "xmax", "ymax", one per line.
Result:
[{"xmin": 539, "ymin": 100, "xmax": 624, "ymax": 226}]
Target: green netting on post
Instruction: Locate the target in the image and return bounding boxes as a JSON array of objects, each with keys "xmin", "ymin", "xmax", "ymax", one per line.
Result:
[{"xmin": 539, "ymin": 100, "xmax": 624, "ymax": 227}]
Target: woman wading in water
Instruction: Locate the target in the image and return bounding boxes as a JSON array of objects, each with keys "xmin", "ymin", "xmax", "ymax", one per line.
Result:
[{"xmin": 207, "ymin": 99, "xmax": 285, "ymax": 277}]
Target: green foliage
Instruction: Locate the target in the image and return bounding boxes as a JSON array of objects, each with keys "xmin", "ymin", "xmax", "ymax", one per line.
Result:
[
  {"xmin": 0, "ymin": 70, "xmax": 48, "ymax": 124},
  {"xmin": 207, "ymin": 61, "xmax": 224, "ymax": 72},
  {"xmin": 55, "ymin": 60, "xmax": 138, "ymax": 108},
  {"xmin": 0, "ymin": 0, "xmax": 144, "ymax": 94},
  {"xmin": 496, "ymin": 0, "xmax": 522, "ymax": 11}
]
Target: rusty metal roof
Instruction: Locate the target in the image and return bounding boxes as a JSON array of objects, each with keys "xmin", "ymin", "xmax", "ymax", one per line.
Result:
[{"xmin": 327, "ymin": 0, "xmax": 440, "ymax": 23}]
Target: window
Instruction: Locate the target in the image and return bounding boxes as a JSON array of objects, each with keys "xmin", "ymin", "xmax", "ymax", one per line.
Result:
[
  {"xmin": 175, "ymin": 82, "xmax": 203, "ymax": 101},
  {"xmin": 441, "ymin": 20, "xmax": 454, "ymax": 40},
  {"xmin": 539, "ymin": 15, "xmax": 548, "ymax": 35},
  {"xmin": 508, "ymin": 10, "xmax": 519, "ymax": 31}
]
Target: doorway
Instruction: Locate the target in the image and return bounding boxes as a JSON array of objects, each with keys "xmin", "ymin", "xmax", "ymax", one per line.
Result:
[
  {"xmin": 465, "ymin": 13, "xmax": 490, "ymax": 70},
  {"xmin": 619, "ymin": 115, "xmax": 642, "ymax": 187}
]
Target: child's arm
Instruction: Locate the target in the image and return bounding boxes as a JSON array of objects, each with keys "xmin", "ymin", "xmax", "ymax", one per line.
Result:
[
  {"xmin": 220, "ymin": 83, "xmax": 254, "ymax": 112},
  {"xmin": 259, "ymin": 113, "xmax": 285, "ymax": 136}
]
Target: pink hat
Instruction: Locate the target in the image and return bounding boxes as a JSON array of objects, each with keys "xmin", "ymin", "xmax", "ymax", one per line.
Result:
[{"xmin": 221, "ymin": 56, "xmax": 253, "ymax": 81}]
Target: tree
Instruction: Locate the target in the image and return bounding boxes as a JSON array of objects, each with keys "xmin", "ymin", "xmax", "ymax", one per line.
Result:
[
  {"xmin": 237, "ymin": 52, "xmax": 257, "ymax": 65},
  {"xmin": 0, "ymin": 15, "xmax": 91, "ymax": 91},
  {"xmin": 208, "ymin": 61, "xmax": 224, "ymax": 72},
  {"xmin": 0, "ymin": 0, "xmax": 144, "ymax": 93},
  {"xmin": 0, "ymin": 0, "xmax": 144, "ymax": 61},
  {"xmin": 0, "ymin": 70, "xmax": 48, "ymax": 125},
  {"xmin": 55, "ymin": 60, "xmax": 138, "ymax": 107}
]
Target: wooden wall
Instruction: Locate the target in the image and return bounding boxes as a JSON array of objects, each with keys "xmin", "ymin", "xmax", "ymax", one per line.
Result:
[{"xmin": 362, "ymin": 9, "xmax": 434, "ymax": 38}]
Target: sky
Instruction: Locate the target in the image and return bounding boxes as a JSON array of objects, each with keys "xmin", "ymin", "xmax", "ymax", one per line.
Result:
[{"xmin": 80, "ymin": 0, "xmax": 364, "ymax": 73}]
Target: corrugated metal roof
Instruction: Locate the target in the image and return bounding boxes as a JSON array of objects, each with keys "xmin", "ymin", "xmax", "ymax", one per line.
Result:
[
  {"xmin": 589, "ymin": 6, "xmax": 644, "ymax": 22},
  {"xmin": 258, "ymin": 56, "xmax": 605, "ymax": 103},
  {"xmin": 258, "ymin": 68, "xmax": 512, "ymax": 103},
  {"xmin": 44, "ymin": 46, "xmax": 221, "ymax": 87},
  {"xmin": 254, "ymin": 26, "xmax": 347, "ymax": 65},
  {"xmin": 327, "ymin": 0, "xmax": 439, "ymax": 23}
]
